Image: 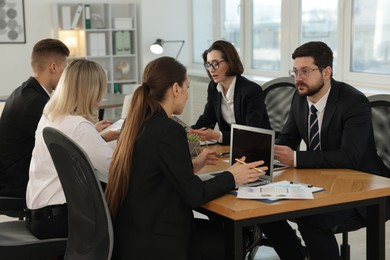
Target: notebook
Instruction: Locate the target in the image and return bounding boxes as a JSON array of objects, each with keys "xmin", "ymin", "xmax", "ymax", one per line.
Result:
[{"xmin": 199, "ymin": 124, "xmax": 287, "ymax": 186}]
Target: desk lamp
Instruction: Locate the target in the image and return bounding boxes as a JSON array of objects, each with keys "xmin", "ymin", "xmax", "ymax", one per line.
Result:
[{"xmin": 150, "ymin": 38, "xmax": 185, "ymax": 59}]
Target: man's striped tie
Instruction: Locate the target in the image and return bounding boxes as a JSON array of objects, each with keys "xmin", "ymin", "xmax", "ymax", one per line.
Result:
[{"xmin": 309, "ymin": 105, "xmax": 321, "ymax": 151}]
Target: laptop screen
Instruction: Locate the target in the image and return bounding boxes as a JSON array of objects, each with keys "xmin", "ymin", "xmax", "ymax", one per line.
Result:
[{"xmin": 229, "ymin": 124, "xmax": 275, "ymax": 182}]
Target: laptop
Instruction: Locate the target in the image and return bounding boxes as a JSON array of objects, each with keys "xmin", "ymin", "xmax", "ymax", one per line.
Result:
[
  {"xmin": 199, "ymin": 124, "xmax": 287, "ymax": 186},
  {"xmin": 230, "ymin": 124, "xmax": 277, "ymax": 186}
]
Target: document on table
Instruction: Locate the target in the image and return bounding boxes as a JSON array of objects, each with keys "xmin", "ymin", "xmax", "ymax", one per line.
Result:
[
  {"xmin": 99, "ymin": 119, "xmax": 124, "ymax": 135},
  {"xmin": 237, "ymin": 180, "xmax": 324, "ymax": 200}
]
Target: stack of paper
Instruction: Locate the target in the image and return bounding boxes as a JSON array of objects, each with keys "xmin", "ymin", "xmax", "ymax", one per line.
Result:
[{"xmin": 237, "ymin": 180, "xmax": 324, "ymax": 200}]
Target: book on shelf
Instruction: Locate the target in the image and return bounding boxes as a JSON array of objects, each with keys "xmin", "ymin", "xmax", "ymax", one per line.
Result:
[{"xmin": 61, "ymin": 6, "xmax": 71, "ymax": 30}]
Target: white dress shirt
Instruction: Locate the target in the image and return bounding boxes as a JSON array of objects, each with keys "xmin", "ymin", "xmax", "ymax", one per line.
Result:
[
  {"xmin": 216, "ymin": 76, "xmax": 237, "ymax": 142},
  {"xmin": 26, "ymin": 114, "xmax": 113, "ymax": 209}
]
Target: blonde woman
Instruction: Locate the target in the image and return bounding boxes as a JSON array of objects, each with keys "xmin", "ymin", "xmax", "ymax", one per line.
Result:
[{"xmin": 25, "ymin": 59, "xmax": 114, "ymax": 239}]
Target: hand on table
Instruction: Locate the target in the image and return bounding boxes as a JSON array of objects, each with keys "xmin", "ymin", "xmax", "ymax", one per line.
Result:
[{"xmin": 192, "ymin": 148, "xmax": 218, "ymax": 173}]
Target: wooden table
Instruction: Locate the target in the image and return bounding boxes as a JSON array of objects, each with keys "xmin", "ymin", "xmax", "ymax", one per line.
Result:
[
  {"xmin": 98, "ymin": 93, "xmax": 125, "ymax": 120},
  {"xmin": 195, "ymin": 145, "xmax": 390, "ymax": 260}
]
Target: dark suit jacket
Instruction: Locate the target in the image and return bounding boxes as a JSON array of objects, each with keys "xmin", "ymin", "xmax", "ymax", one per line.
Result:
[
  {"xmin": 0, "ymin": 77, "xmax": 50, "ymax": 197},
  {"xmin": 192, "ymin": 75, "xmax": 271, "ymax": 145},
  {"xmin": 112, "ymin": 109, "xmax": 235, "ymax": 260},
  {"xmin": 276, "ymin": 79, "xmax": 390, "ymax": 218}
]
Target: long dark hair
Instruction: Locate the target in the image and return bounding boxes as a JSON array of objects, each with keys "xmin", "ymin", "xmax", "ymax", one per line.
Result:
[{"xmin": 105, "ymin": 57, "xmax": 187, "ymax": 217}]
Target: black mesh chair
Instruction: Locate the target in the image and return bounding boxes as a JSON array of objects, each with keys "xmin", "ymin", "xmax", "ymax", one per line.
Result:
[
  {"xmin": 262, "ymin": 76, "xmax": 296, "ymax": 138},
  {"xmin": 368, "ymin": 94, "xmax": 390, "ymax": 169},
  {"xmin": 42, "ymin": 127, "xmax": 113, "ymax": 260},
  {"xmin": 333, "ymin": 94, "xmax": 390, "ymax": 260}
]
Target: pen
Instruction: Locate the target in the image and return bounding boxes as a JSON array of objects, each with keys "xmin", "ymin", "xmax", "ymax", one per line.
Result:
[
  {"xmin": 235, "ymin": 158, "xmax": 264, "ymax": 173},
  {"xmin": 290, "ymin": 181, "xmax": 313, "ymax": 188},
  {"xmin": 217, "ymin": 152, "xmax": 230, "ymax": 157}
]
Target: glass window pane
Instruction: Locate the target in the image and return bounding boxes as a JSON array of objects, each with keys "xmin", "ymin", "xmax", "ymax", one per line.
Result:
[
  {"xmin": 301, "ymin": 0, "xmax": 338, "ymax": 71},
  {"xmin": 192, "ymin": 0, "xmax": 213, "ymax": 64},
  {"xmin": 351, "ymin": 0, "xmax": 390, "ymax": 74},
  {"xmin": 221, "ymin": 0, "xmax": 241, "ymax": 53},
  {"xmin": 252, "ymin": 0, "xmax": 281, "ymax": 71}
]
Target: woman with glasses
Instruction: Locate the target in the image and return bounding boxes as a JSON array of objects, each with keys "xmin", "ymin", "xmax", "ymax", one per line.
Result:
[{"xmin": 190, "ymin": 40, "xmax": 271, "ymax": 144}]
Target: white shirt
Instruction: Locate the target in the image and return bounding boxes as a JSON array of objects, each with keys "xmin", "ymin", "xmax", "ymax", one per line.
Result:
[
  {"xmin": 39, "ymin": 84, "xmax": 52, "ymax": 97},
  {"xmin": 26, "ymin": 114, "xmax": 113, "ymax": 209},
  {"xmin": 216, "ymin": 76, "xmax": 237, "ymax": 142}
]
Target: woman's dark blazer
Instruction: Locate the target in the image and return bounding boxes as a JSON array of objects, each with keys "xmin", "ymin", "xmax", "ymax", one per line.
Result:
[
  {"xmin": 112, "ymin": 109, "xmax": 235, "ymax": 260},
  {"xmin": 192, "ymin": 75, "xmax": 271, "ymax": 145}
]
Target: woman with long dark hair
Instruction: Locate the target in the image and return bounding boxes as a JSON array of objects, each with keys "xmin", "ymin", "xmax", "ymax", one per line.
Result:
[{"xmin": 105, "ymin": 56, "xmax": 266, "ymax": 260}]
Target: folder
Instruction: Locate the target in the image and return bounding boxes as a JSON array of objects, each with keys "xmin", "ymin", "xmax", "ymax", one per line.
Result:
[
  {"xmin": 114, "ymin": 31, "xmax": 124, "ymax": 55},
  {"xmin": 71, "ymin": 5, "xmax": 83, "ymax": 29},
  {"xmin": 85, "ymin": 4, "xmax": 91, "ymax": 29},
  {"xmin": 62, "ymin": 6, "xmax": 71, "ymax": 30},
  {"xmin": 122, "ymin": 31, "xmax": 131, "ymax": 54}
]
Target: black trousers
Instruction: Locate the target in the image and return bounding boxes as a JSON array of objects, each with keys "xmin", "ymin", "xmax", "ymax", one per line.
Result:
[
  {"xmin": 25, "ymin": 204, "xmax": 68, "ymax": 240},
  {"xmin": 193, "ymin": 218, "xmax": 225, "ymax": 260},
  {"xmin": 295, "ymin": 209, "xmax": 359, "ymax": 260},
  {"xmin": 260, "ymin": 221, "xmax": 307, "ymax": 260}
]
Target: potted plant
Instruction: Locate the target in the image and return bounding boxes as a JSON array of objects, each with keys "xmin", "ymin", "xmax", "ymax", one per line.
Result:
[{"xmin": 187, "ymin": 133, "xmax": 200, "ymax": 157}]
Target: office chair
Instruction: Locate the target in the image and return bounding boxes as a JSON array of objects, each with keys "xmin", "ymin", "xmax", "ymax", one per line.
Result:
[
  {"xmin": 42, "ymin": 127, "xmax": 113, "ymax": 260},
  {"xmin": 332, "ymin": 94, "xmax": 390, "ymax": 260},
  {"xmin": 261, "ymin": 77, "xmax": 296, "ymax": 138},
  {"xmin": 368, "ymin": 94, "xmax": 390, "ymax": 169}
]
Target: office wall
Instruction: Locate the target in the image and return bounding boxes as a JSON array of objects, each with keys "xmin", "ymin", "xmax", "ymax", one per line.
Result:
[{"xmin": 0, "ymin": 0, "xmax": 191, "ymax": 96}]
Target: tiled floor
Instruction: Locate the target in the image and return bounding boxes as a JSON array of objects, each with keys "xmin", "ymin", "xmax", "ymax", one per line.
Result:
[
  {"xmin": 1, "ymin": 215, "xmax": 389, "ymax": 259},
  {"xmin": 251, "ymin": 221, "xmax": 390, "ymax": 260}
]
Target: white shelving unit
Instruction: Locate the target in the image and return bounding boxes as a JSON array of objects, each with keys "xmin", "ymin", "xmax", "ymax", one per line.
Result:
[{"xmin": 51, "ymin": 3, "xmax": 138, "ymax": 95}]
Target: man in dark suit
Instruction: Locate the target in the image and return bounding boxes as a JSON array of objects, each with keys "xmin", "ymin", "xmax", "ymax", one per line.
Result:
[
  {"xmin": 263, "ymin": 41, "xmax": 390, "ymax": 260},
  {"xmin": 0, "ymin": 39, "xmax": 69, "ymax": 198}
]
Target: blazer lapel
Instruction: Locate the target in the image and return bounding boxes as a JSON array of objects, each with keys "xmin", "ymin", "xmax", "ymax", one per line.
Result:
[
  {"xmin": 233, "ymin": 76, "xmax": 243, "ymax": 123},
  {"xmin": 299, "ymin": 97, "xmax": 310, "ymax": 145},
  {"xmin": 321, "ymin": 81, "xmax": 338, "ymax": 148},
  {"xmin": 215, "ymin": 90, "xmax": 222, "ymax": 124}
]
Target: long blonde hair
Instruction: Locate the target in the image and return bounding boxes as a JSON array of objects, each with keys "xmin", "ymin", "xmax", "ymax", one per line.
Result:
[
  {"xmin": 43, "ymin": 59, "xmax": 107, "ymax": 123},
  {"xmin": 105, "ymin": 57, "xmax": 187, "ymax": 218}
]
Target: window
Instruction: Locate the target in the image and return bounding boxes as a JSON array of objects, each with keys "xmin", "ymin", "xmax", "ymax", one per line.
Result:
[
  {"xmin": 192, "ymin": 0, "xmax": 213, "ymax": 63},
  {"xmin": 301, "ymin": 0, "xmax": 338, "ymax": 72},
  {"xmin": 251, "ymin": 0, "xmax": 281, "ymax": 71},
  {"xmin": 351, "ymin": 0, "xmax": 390, "ymax": 75},
  {"xmin": 221, "ymin": 0, "xmax": 241, "ymax": 53},
  {"xmin": 191, "ymin": 0, "xmax": 390, "ymax": 90}
]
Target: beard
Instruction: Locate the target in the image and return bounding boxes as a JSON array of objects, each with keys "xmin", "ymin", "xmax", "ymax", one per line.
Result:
[{"xmin": 295, "ymin": 78, "xmax": 325, "ymax": 97}]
